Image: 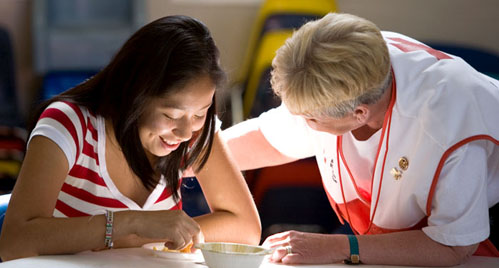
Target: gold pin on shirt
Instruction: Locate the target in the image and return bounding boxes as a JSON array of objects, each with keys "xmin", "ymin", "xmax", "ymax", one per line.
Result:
[
  {"xmin": 390, "ymin": 167, "xmax": 402, "ymax": 180},
  {"xmin": 398, "ymin": 157, "xmax": 409, "ymax": 171}
]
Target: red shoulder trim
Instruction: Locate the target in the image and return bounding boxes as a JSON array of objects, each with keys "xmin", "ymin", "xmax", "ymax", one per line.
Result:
[{"xmin": 427, "ymin": 135, "xmax": 499, "ymax": 215}]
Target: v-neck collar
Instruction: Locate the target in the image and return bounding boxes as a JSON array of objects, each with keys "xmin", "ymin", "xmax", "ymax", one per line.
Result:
[{"xmin": 97, "ymin": 117, "xmax": 166, "ymax": 210}]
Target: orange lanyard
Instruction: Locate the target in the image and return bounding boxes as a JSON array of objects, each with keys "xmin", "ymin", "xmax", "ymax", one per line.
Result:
[{"xmin": 336, "ymin": 74, "xmax": 397, "ymax": 235}]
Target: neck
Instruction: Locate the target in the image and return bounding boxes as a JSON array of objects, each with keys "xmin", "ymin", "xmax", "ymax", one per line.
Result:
[
  {"xmin": 351, "ymin": 81, "xmax": 393, "ymax": 141},
  {"xmin": 105, "ymin": 120, "xmax": 119, "ymax": 149},
  {"xmin": 367, "ymin": 80, "xmax": 393, "ymax": 129},
  {"xmin": 105, "ymin": 119, "xmax": 158, "ymax": 177}
]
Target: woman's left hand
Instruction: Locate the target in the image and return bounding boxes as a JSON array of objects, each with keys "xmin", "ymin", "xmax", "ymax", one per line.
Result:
[{"xmin": 262, "ymin": 230, "xmax": 349, "ymax": 264}]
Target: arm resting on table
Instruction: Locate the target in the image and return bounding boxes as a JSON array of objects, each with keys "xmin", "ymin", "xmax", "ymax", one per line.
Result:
[{"xmin": 357, "ymin": 230, "xmax": 478, "ymax": 266}]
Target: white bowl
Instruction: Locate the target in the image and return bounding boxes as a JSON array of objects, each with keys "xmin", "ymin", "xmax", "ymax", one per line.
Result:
[{"xmin": 195, "ymin": 242, "xmax": 273, "ymax": 268}]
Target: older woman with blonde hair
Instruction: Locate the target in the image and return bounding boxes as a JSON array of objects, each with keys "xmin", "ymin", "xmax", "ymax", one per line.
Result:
[{"xmin": 223, "ymin": 12, "xmax": 499, "ymax": 266}]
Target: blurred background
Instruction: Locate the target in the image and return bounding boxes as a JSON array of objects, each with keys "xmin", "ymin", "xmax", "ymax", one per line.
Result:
[{"xmin": 0, "ymin": 0, "xmax": 498, "ymax": 243}]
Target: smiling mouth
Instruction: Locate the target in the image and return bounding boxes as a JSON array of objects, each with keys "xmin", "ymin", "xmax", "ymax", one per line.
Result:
[
  {"xmin": 161, "ymin": 137, "xmax": 178, "ymax": 145},
  {"xmin": 160, "ymin": 136, "xmax": 181, "ymax": 149}
]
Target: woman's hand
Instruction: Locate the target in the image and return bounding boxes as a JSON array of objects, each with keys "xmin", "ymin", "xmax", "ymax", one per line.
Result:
[
  {"xmin": 262, "ymin": 231, "xmax": 349, "ymax": 264},
  {"xmin": 129, "ymin": 210, "xmax": 203, "ymax": 250}
]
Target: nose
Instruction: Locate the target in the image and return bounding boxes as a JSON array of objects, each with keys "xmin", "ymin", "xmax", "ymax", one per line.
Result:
[{"xmin": 172, "ymin": 117, "xmax": 193, "ymax": 141}]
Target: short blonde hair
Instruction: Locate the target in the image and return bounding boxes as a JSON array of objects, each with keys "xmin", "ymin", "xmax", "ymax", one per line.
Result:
[{"xmin": 271, "ymin": 13, "xmax": 391, "ymax": 118}]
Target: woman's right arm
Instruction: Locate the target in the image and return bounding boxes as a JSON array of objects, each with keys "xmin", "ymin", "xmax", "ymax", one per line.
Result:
[
  {"xmin": 0, "ymin": 136, "xmax": 200, "ymax": 261},
  {"xmin": 221, "ymin": 118, "xmax": 297, "ymax": 170}
]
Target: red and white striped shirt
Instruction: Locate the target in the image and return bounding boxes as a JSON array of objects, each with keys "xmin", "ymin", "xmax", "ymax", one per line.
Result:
[{"xmin": 29, "ymin": 101, "xmax": 181, "ymax": 217}]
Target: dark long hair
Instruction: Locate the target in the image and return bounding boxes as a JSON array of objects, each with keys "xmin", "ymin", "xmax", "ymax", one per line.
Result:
[{"xmin": 29, "ymin": 15, "xmax": 226, "ymax": 201}]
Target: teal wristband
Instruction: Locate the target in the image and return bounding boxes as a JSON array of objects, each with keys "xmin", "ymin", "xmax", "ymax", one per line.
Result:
[{"xmin": 344, "ymin": 235, "xmax": 360, "ymax": 265}]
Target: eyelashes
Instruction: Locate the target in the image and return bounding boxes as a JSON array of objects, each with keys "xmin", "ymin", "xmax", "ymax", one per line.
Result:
[{"xmin": 163, "ymin": 113, "xmax": 206, "ymax": 121}]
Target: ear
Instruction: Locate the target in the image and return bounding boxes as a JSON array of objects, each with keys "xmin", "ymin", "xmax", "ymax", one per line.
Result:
[{"xmin": 353, "ymin": 104, "xmax": 370, "ymax": 124}]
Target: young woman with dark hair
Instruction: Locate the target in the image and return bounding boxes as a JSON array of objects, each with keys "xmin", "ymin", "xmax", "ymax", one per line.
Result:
[{"xmin": 0, "ymin": 15, "xmax": 260, "ymax": 261}]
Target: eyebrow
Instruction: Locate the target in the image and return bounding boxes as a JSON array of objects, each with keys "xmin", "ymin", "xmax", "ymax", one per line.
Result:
[{"xmin": 163, "ymin": 102, "xmax": 213, "ymax": 111}]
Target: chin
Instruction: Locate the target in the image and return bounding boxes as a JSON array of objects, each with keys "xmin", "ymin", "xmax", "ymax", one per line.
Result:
[
  {"xmin": 145, "ymin": 147, "xmax": 171, "ymax": 158},
  {"xmin": 155, "ymin": 150, "xmax": 172, "ymax": 157}
]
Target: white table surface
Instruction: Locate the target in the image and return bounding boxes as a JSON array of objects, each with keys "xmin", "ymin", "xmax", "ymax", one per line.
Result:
[{"xmin": 0, "ymin": 247, "xmax": 498, "ymax": 268}]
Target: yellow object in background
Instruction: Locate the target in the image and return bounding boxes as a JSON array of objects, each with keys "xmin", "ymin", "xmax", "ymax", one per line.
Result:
[
  {"xmin": 0, "ymin": 161, "xmax": 21, "ymax": 178},
  {"xmin": 238, "ymin": 0, "xmax": 338, "ymax": 83},
  {"xmin": 238, "ymin": 0, "xmax": 337, "ymax": 118}
]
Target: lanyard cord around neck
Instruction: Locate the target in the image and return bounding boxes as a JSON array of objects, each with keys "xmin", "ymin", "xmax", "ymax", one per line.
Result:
[{"xmin": 336, "ymin": 76, "xmax": 397, "ymax": 235}]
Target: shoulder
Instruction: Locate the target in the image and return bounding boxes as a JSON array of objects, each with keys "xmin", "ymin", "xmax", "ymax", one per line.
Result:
[
  {"xmin": 386, "ymin": 32, "xmax": 498, "ymax": 121},
  {"xmin": 37, "ymin": 101, "xmax": 99, "ymax": 134},
  {"xmin": 40, "ymin": 101, "xmax": 87, "ymax": 122},
  {"xmin": 384, "ymin": 31, "xmax": 476, "ymax": 82},
  {"xmin": 31, "ymin": 101, "xmax": 102, "ymax": 169}
]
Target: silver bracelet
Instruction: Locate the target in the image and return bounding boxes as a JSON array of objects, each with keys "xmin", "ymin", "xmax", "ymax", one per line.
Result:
[{"xmin": 104, "ymin": 210, "xmax": 114, "ymax": 249}]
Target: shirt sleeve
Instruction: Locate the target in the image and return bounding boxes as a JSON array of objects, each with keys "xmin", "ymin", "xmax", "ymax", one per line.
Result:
[
  {"xmin": 215, "ymin": 115, "xmax": 222, "ymax": 132},
  {"xmin": 422, "ymin": 140, "xmax": 490, "ymax": 246},
  {"xmin": 28, "ymin": 101, "xmax": 86, "ymax": 170},
  {"xmin": 257, "ymin": 104, "xmax": 316, "ymax": 159}
]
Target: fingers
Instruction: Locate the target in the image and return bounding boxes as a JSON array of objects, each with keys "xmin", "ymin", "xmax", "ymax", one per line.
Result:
[
  {"xmin": 164, "ymin": 230, "xmax": 196, "ymax": 250},
  {"xmin": 164, "ymin": 211, "xmax": 201, "ymax": 250},
  {"xmin": 265, "ymin": 231, "xmax": 290, "ymax": 243},
  {"xmin": 263, "ymin": 231, "xmax": 291, "ymax": 248},
  {"xmin": 192, "ymin": 230, "xmax": 205, "ymax": 247},
  {"xmin": 269, "ymin": 246, "xmax": 289, "ymax": 262},
  {"xmin": 164, "ymin": 232, "xmax": 187, "ymax": 250},
  {"xmin": 264, "ymin": 231, "xmax": 304, "ymax": 264},
  {"xmin": 282, "ymin": 253, "xmax": 302, "ymax": 264},
  {"xmin": 267, "ymin": 239, "xmax": 290, "ymax": 249},
  {"xmin": 178, "ymin": 212, "xmax": 200, "ymax": 249},
  {"xmin": 269, "ymin": 246, "xmax": 303, "ymax": 263},
  {"xmin": 265, "ymin": 232, "xmax": 292, "ymax": 263}
]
